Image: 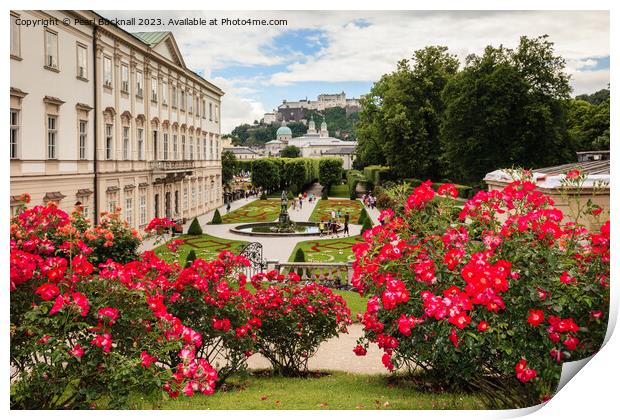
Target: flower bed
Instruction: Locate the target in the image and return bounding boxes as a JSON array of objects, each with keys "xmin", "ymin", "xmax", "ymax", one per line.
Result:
[
  {"xmin": 309, "ymin": 199, "xmax": 364, "ymax": 223},
  {"xmin": 221, "ymin": 199, "xmax": 284, "ymax": 224}
]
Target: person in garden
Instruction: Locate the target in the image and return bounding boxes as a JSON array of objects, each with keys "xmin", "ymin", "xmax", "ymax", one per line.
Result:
[
  {"xmin": 344, "ymin": 212, "xmax": 350, "ymax": 236},
  {"xmin": 319, "ymin": 219, "xmax": 325, "ymax": 237}
]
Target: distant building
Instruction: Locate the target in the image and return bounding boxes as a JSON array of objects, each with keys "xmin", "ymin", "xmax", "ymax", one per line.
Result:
[
  {"xmin": 484, "ymin": 151, "xmax": 610, "ymax": 231},
  {"xmin": 223, "ymin": 146, "xmax": 261, "ymax": 161},
  {"xmin": 262, "ymin": 91, "xmax": 361, "ymax": 123},
  {"xmin": 265, "ymin": 117, "xmax": 357, "ymax": 169}
]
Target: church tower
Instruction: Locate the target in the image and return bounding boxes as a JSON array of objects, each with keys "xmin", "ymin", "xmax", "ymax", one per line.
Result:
[
  {"xmin": 320, "ymin": 118, "xmax": 328, "ymax": 138},
  {"xmin": 307, "ymin": 115, "xmax": 317, "ymax": 134}
]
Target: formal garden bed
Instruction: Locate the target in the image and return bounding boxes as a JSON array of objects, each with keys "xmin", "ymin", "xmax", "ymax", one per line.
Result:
[
  {"xmin": 221, "ymin": 199, "xmax": 284, "ymax": 223},
  {"xmin": 155, "ymin": 234, "xmax": 248, "ymax": 265},
  {"xmin": 288, "ymin": 236, "xmax": 364, "ymax": 263},
  {"xmin": 309, "ymin": 199, "xmax": 364, "ymax": 223}
]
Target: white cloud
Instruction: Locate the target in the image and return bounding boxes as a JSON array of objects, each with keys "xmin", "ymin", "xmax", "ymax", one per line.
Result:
[{"xmin": 101, "ymin": 10, "xmax": 610, "ymax": 129}]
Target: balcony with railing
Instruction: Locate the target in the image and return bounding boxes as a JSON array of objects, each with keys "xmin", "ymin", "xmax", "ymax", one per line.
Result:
[{"xmin": 150, "ymin": 160, "xmax": 195, "ymax": 171}]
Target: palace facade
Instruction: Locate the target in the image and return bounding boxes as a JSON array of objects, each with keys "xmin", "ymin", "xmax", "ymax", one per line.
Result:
[{"xmin": 10, "ymin": 10, "xmax": 224, "ymax": 230}]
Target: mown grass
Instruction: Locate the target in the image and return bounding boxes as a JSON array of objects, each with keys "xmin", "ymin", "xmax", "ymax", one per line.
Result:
[
  {"xmin": 221, "ymin": 199, "xmax": 284, "ymax": 223},
  {"xmin": 154, "ymin": 234, "xmax": 248, "ymax": 265},
  {"xmin": 132, "ymin": 371, "xmax": 484, "ymax": 410},
  {"xmin": 288, "ymin": 235, "xmax": 364, "ymax": 263},
  {"xmin": 328, "ymin": 184, "xmax": 350, "ymax": 198}
]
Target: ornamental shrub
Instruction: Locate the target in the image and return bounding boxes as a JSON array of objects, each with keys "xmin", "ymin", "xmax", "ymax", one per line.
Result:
[
  {"xmin": 360, "ymin": 216, "xmax": 373, "ymax": 234},
  {"xmin": 260, "ymin": 192, "xmax": 267, "ymax": 200},
  {"xmin": 188, "ymin": 217, "xmax": 203, "ymax": 235},
  {"xmin": 10, "ymin": 205, "xmax": 217, "ymax": 409},
  {"xmin": 293, "ymin": 248, "xmax": 306, "ymax": 277},
  {"xmin": 351, "ymin": 171, "xmax": 609, "ymax": 408},
  {"xmin": 251, "ymin": 271, "xmax": 351, "ymax": 376},
  {"xmin": 211, "ymin": 209, "xmax": 222, "ymax": 224},
  {"xmin": 185, "ymin": 249, "xmax": 197, "ymax": 267}
]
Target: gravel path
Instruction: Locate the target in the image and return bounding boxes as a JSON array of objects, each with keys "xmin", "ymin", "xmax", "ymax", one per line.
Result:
[{"xmin": 246, "ymin": 323, "xmax": 388, "ymax": 374}]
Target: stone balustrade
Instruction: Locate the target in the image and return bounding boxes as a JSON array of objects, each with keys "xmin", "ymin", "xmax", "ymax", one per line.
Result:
[{"xmin": 269, "ymin": 261, "xmax": 354, "ymax": 287}]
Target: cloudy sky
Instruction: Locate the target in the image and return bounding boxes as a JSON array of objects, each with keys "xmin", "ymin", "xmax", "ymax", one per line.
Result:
[{"xmin": 100, "ymin": 10, "xmax": 610, "ymax": 133}]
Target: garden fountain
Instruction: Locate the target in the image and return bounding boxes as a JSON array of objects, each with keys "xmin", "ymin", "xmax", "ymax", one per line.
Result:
[{"xmin": 230, "ymin": 190, "xmax": 324, "ymax": 237}]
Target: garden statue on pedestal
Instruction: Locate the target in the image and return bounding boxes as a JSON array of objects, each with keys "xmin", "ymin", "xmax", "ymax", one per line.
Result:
[{"xmin": 279, "ymin": 190, "xmax": 291, "ymax": 225}]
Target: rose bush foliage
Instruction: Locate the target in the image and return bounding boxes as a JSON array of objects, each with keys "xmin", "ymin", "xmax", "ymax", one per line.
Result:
[
  {"xmin": 250, "ymin": 270, "xmax": 352, "ymax": 376},
  {"xmin": 10, "ymin": 204, "xmax": 216, "ymax": 408},
  {"xmin": 351, "ymin": 172, "xmax": 609, "ymax": 408}
]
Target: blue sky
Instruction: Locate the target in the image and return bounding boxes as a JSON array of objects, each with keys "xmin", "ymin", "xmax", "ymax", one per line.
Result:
[{"xmin": 103, "ymin": 10, "xmax": 610, "ymax": 133}]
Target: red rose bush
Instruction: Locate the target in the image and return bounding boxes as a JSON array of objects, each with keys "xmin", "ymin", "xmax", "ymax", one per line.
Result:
[
  {"xmin": 10, "ymin": 205, "xmax": 216, "ymax": 409},
  {"xmin": 351, "ymin": 173, "xmax": 609, "ymax": 408},
  {"xmin": 250, "ymin": 270, "xmax": 352, "ymax": 376}
]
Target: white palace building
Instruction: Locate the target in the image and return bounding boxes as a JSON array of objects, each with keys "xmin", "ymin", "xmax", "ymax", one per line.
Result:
[
  {"xmin": 265, "ymin": 116, "xmax": 357, "ymax": 169},
  {"xmin": 10, "ymin": 10, "xmax": 224, "ymax": 229}
]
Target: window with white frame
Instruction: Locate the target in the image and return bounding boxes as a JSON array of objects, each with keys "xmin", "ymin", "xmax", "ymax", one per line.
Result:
[
  {"xmin": 209, "ymin": 103, "xmax": 213, "ymax": 121},
  {"xmin": 181, "ymin": 135, "xmax": 186, "ymax": 159},
  {"xmin": 10, "ymin": 14, "xmax": 20, "ymax": 58},
  {"xmin": 172, "ymin": 85, "xmax": 177, "ymax": 107},
  {"xmin": 189, "ymin": 136, "xmax": 194, "ymax": 160},
  {"xmin": 162, "ymin": 82, "xmax": 168, "ymax": 105},
  {"xmin": 139, "ymin": 192, "xmax": 147, "ymax": 226},
  {"xmin": 123, "ymin": 126, "xmax": 130, "ymax": 160},
  {"xmin": 10, "ymin": 109, "xmax": 19, "ymax": 159},
  {"xmin": 210, "ymin": 138, "xmax": 213, "ymax": 160},
  {"xmin": 216, "ymin": 138, "xmax": 220, "ymax": 159},
  {"xmin": 184, "ymin": 188, "xmax": 189, "ymax": 211},
  {"xmin": 44, "ymin": 30, "xmax": 58, "ymax": 69},
  {"xmin": 180, "ymin": 90, "xmax": 186, "ymax": 110},
  {"xmin": 198, "ymin": 184, "xmax": 202, "ymax": 205},
  {"xmin": 125, "ymin": 197, "xmax": 133, "ymax": 226},
  {"xmin": 151, "ymin": 78, "xmax": 157, "ymax": 102},
  {"xmin": 47, "ymin": 115, "xmax": 57, "ymax": 159},
  {"xmin": 136, "ymin": 71, "xmax": 143, "ymax": 97},
  {"xmin": 202, "ymin": 137, "xmax": 207, "ymax": 160},
  {"xmin": 107, "ymin": 193, "xmax": 118, "ymax": 213},
  {"xmin": 103, "ymin": 57, "xmax": 112, "ymax": 86},
  {"xmin": 77, "ymin": 44, "xmax": 87, "ymax": 79},
  {"xmin": 137, "ymin": 128, "xmax": 144, "ymax": 160},
  {"xmin": 121, "ymin": 64, "xmax": 129, "ymax": 92},
  {"xmin": 163, "ymin": 133, "xmax": 169, "ymax": 160},
  {"xmin": 105, "ymin": 123, "xmax": 113, "ymax": 159},
  {"xmin": 173, "ymin": 134, "xmax": 178, "ymax": 160},
  {"xmin": 196, "ymin": 138, "xmax": 201, "ymax": 160},
  {"xmin": 191, "ymin": 185, "xmax": 196, "ymax": 208},
  {"xmin": 188, "ymin": 92, "xmax": 193, "ymax": 114},
  {"xmin": 201, "ymin": 99, "xmax": 206, "ymax": 118},
  {"xmin": 79, "ymin": 120, "xmax": 87, "ymax": 160}
]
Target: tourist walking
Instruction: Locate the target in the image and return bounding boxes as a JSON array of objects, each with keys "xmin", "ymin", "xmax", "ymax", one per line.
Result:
[
  {"xmin": 331, "ymin": 219, "xmax": 339, "ymax": 237},
  {"xmin": 344, "ymin": 213, "xmax": 350, "ymax": 236},
  {"xmin": 226, "ymin": 202, "xmax": 231, "ymax": 213},
  {"xmin": 319, "ymin": 220, "xmax": 325, "ymax": 237}
]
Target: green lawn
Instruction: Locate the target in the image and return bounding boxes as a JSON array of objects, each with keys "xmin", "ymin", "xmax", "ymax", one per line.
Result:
[
  {"xmin": 309, "ymin": 199, "xmax": 364, "ymax": 223},
  {"xmin": 334, "ymin": 289, "xmax": 367, "ymax": 319},
  {"xmin": 221, "ymin": 199, "xmax": 284, "ymax": 224},
  {"xmin": 154, "ymin": 234, "xmax": 248, "ymax": 265},
  {"xmin": 328, "ymin": 184, "xmax": 350, "ymax": 198},
  {"xmin": 289, "ymin": 235, "xmax": 364, "ymax": 263},
  {"xmin": 134, "ymin": 371, "xmax": 483, "ymax": 410}
]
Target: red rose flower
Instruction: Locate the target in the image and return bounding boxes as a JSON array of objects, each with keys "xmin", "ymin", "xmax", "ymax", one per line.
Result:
[{"xmin": 527, "ymin": 309, "xmax": 545, "ymax": 327}]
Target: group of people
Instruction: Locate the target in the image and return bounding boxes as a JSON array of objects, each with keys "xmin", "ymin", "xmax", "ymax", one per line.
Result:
[
  {"xmin": 318, "ymin": 210, "xmax": 350, "ymax": 238},
  {"xmin": 290, "ymin": 192, "xmax": 317, "ymax": 211},
  {"xmin": 362, "ymin": 193, "xmax": 377, "ymax": 209}
]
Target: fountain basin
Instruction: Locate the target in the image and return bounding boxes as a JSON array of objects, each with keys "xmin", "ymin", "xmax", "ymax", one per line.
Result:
[{"xmin": 230, "ymin": 222, "xmax": 341, "ymax": 237}]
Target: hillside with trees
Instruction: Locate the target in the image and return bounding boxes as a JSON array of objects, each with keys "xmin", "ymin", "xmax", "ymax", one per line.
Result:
[{"xmin": 228, "ymin": 106, "xmax": 360, "ymax": 146}]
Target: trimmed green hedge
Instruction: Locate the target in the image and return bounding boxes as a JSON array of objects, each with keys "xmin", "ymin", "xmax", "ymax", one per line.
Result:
[
  {"xmin": 363, "ymin": 165, "xmax": 392, "ymax": 186},
  {"xmin": 347, "ymin": 170, "xmax": 367, "ymax": 199}
]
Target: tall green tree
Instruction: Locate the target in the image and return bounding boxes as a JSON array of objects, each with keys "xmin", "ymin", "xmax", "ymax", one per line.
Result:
[
  {"xmin": 221, "ymin": 150, "xmax": 238, "ymax": 186},
  {"xmin": 566, "ymin": 96, "xmax": 610, "ymax": 151},
  {"xmin": 356, "ymin": 46, "xmax": 459, "ymax": 179},
  {"xmin": 440, "ymin": 36, "xmax": 574, "ymax": 184},
  {"xmin": 280, "ymin": 145, "xmax": 301, "ymax": 158}
]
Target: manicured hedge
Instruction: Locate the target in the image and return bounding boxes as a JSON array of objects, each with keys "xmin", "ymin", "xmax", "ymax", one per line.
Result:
[
  {"xmin": 363, "ymin": 165, "xmax": 393, "ymax": 186},
  {"xmin": 347, "ymin": 170, "xmax": 367, "ymax": 199}
]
